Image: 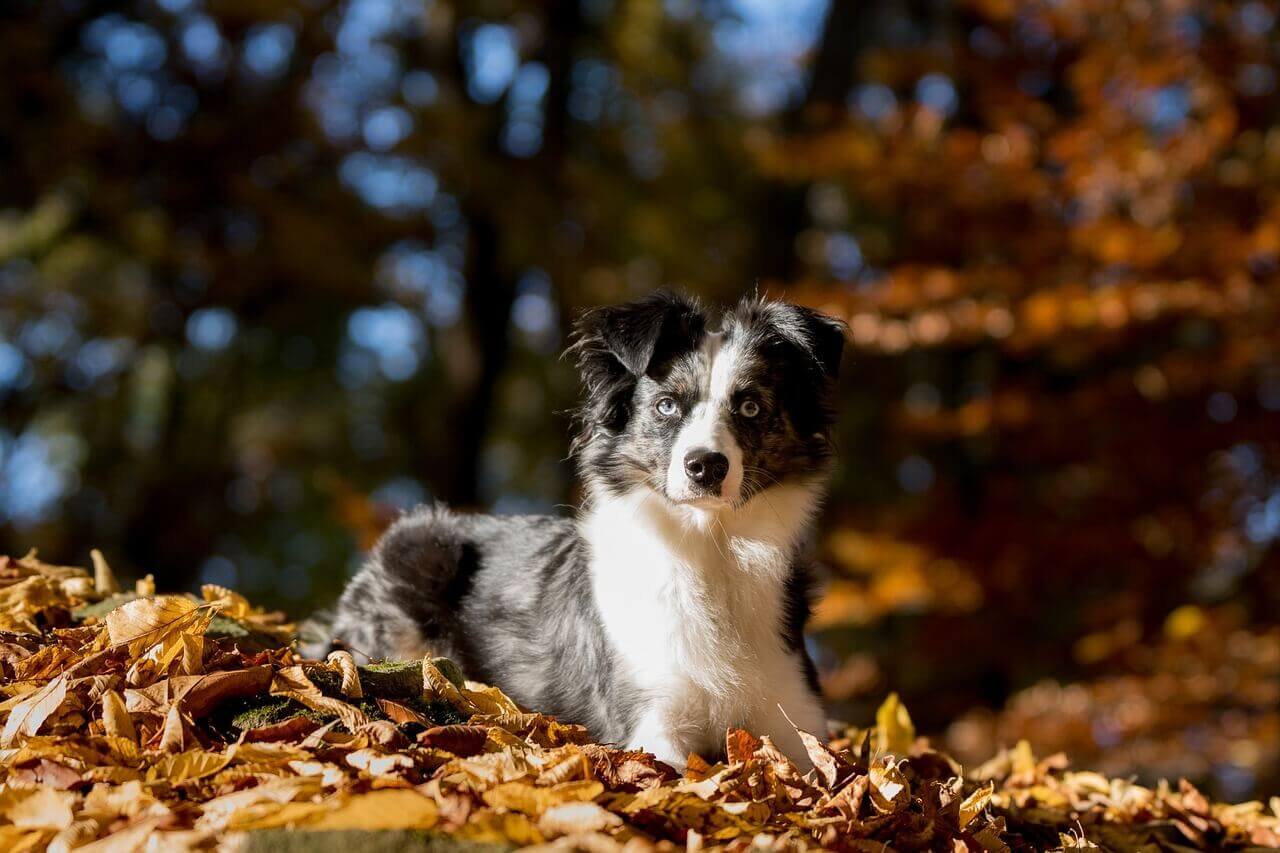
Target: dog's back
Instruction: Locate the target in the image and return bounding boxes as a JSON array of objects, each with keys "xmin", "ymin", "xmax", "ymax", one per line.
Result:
[{"xmin": 332, "ymin": 504, "xmax": 643, "ymax": 743}]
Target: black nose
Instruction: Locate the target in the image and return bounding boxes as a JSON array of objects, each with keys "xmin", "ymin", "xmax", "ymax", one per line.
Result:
[{"xmin": 684, "ymin": 449, "xmax": 729, "ymax": 490}]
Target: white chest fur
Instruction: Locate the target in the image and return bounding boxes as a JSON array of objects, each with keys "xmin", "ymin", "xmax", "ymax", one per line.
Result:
[{"xmin": 580, "ymin": 485, "xmax": 827, "ymax": 768}]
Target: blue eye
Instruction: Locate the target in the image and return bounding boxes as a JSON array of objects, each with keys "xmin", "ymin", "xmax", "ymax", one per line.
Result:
[
  {"xmin": 738, "ymin": 399, "xmax": 761, "ymax": 418},
  {"xmin": 656, "ymin": 397, "xmax": 679, "ymax": 416}
]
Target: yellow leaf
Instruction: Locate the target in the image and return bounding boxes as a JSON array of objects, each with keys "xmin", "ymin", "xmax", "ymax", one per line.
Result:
[
  {"xmin": 1, "ymin": 674, "xmax": 69, "ymax": 746},
  {"xmin": 105, "ymin": 596, "xmax": 208, "ymax": 656},
  {"xmin": 82, "ymin": 766, "xmax": 144, "ymax": 785},
  {"xmin": 147, "ymin": 749, "xmax": 232, "ymax": 784},
  {"xmin": 482, "ymin": 781, "xmax": 604, "ymax": 816},
  {"xmin": 90, "ymin": 549, "xmax": 120, "ymax": 595},
  {"xmin": 74, "ymin": 817, "xmax": 164, "ymax": 853},
  {"xmin": 5, "ymin": 788, "xmax": 75, "ymax": 830},
  {"xmin": 0, "ymin": 826, "xmax": 52, "ymax": 853},
  {"xmin": 463, "ymin": 683, "xmax": 522, "ymax": 716},
  {"xmin": 197, "ymin": 778, "xmax": 322, "ymax": 830},
  {"xmin": 226, "ymin": 801, "xmax": 334, "ymax": 831},
  {"xmin": 960, "ymin": 782, "xmax": 994, "ymax": 828},
  {"xmin": 82, "ymin": 780, "xmax": 166, "ymax": 821},
  {"xmin": 1011, "ymin": 740, "xmax": 1036, "ymax": 777},
  {"xmin": 456, "ymin": 810, "xmax": 545, "ymax": 846},
  {"xmin": 101, "ymin": 690, "xmax": 136, "ymax": 742},
  {"xmin": 538, "ymin": 801, "xmax": 623, "ymax": 837},
  {"xmin": 201, "ymin": 584, "xmax": 251, "ymax": 618},
  {"xmin": 309, "ymin": 789, "xmax": 440, "ymax": 831},
  {"xmin": 50, "ymin": 817, "xmax": 101, "ymax": 852},
  {"xmin": 0, "ymin": 576, "xmax": 63, "ymax": 634},
  {"xmin": 875, "ymin": 692, "xmax": 915, "ymax": 756},
  {"xmin": 178, "ymin": 633, "xmax": 204, "ymax": 675},
  {"xmin": 159, "ymin": 704, "xmax": 186, "ymax": 753}
]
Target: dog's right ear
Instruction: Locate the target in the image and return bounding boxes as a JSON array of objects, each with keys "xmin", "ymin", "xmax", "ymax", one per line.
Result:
[{"xmin": 572, "ymin": 290, "xmax": 706, "ymax": 380}]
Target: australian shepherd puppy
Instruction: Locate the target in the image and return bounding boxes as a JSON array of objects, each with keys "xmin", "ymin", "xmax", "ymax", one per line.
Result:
[{"xmin": 332, "ymin": 291, "xmax": 844, "ymax": 768}]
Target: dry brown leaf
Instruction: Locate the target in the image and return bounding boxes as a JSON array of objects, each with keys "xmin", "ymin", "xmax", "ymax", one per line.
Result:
[
  {"xmin": 376, "ymin": 697, "xmax": 428, "ymax": 726},
  {"xmin": 725, "ymin": 728, "xmax": 763, "ymax": 764},
  {"xmin": 483, "ymin": 780, "xmax": 605, "ymax": 816},
  {"xmin": 271, "ymin": 664, "xmax": 369, "ymax": 731},
  {"xmin": 100, "ymin": 690, "xmax": 136, "ymax": 742},
  {"xmin": 310, "ymin": 789, "xmax": 440, "ymax": 831},
  {"xmin": 124, "ymin": 666, "xmax": 272, "ymax": 718},
  {"xmin": 5, "ymin": 788, "xmax": 75, "ymax": 830},
  {"xmin": 538, "ymin": 801, "xmax": 624, "ymax": 836},
  {"xmin": 12, "ymin": 645, "xmax": 77, "ymax": 681},
  {"xmin": 417, "ymin": 723, "xmax": 490, "ymax": 755},
  {"xmin": 195, "ymin": 778, "xmax": 322, "ymax": 830},
  {"xmin": 327, "ymin": 650, "xmax": 363, "ymax": 698},
  {"xmin": 158, "ymin": 704, "xmax": 186, "ymax": 752},
  {"xmin": 74, "ymin": 817, "xmax": 164, "ymax": 853},
  {"xmin": 89, "ymin": 550, "xmax": 119, "ymax": 596},
  {"xmin": 243, "ymin": 714, "xmax": 321, "ymax": 742},
  {"xmin": 0, "ymin": 576, "xmax": 63, "ymax": 634},
  {"xmin": 1, "ymin": 673, "xmax": 69, "ymax": 746},
  {"xmin": 423, "ymin": 656, "xmax": 476, "ymax": 713},
  {"xmin": 11, "ymin": 759, "xmax": 83, "ymax": 790},
  {"xmin": 961, "ymin": 781, "xmax": 994, "ymax": 828}
]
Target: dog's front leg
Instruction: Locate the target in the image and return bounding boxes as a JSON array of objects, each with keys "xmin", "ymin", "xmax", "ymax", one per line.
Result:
[{"xmin": 626, "ymin": 708, "xmax": 690, "ymax": 772}]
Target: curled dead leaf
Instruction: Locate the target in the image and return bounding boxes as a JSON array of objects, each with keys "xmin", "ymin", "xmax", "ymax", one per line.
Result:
[
  {"xmin": 326, "ymin": 650, "xmax": 363, "ymax": 698},
  {"xmin": 90, "ymin": 550, "xmax": 119, "ymax": 596}
]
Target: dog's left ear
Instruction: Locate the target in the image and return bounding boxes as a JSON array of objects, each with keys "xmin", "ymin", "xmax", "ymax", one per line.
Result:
[
  {"xmin": 578, "ymin": 290, "xmax": 706, "ymax": 378},
  {"xmin": 781, "ymin": 305, "xmax": 846, "ymax": 379}
]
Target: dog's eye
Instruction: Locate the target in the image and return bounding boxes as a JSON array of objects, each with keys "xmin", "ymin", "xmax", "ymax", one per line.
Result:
[
  {"xmin": 655, "ymin": 397, "xmax": 680, "ymax": 417},
  {"xmin": 738, "ymin": 399, "xmax": 761, "ymax": 418}
]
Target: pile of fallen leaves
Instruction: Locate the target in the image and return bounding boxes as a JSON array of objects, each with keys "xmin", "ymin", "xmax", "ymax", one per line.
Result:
[
  {"xmin": 2, "ymin": 552, "xmax": 1278, "ymax": 852},
  {"xmin": 946, "ymin": 606, "xmax": 1280, "ymax": 801}
]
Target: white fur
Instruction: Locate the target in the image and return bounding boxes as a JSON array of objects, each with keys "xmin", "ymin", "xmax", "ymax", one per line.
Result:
[
  {"xmin": 581, "ymin": 480, "xmax": 827, "ymax": 769},
  {"xmin": 665, "ymin": 333, "xmax": 746, "ymax": 504}
]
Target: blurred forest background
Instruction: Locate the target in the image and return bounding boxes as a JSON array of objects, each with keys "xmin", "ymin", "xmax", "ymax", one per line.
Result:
[{"xmin": 2, "ymin": 0, "xmax": 1279, "ymax": 801}]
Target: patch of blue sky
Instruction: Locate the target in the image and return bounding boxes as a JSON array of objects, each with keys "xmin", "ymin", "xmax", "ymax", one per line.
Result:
[
  {"xmin": 709, "ymin": 0, "xmax": 828, "ymax": 115},
  {"xmin": 186, "ymin": 307, "xmax": 238, "ymax": 351},
  {"xmin": 0, "ymin": 430, "xmax": 83, "ymax": 526},
  {"xmin": 346, "ymin": 303, "xmax": 426, "ymax": 381},
  {"xmin": 462, "ymin": 22, "xmax": 519, "ymax": 104},
  {"xmin": 242, "ymin": 22, "xmax": 295, "ymax": 78},
  {"xmin": 339, "ymin": 152, "xmax": 437, "ymax": 213},
  {"xmin": 375, "ymin": 241, "xmax": 465, "ymax": 328},
  {"xmin": 503, "ymin": 62, "xmax": 549, "ymax": 157}
]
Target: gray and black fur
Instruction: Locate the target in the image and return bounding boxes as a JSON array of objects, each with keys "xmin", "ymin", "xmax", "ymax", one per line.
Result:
[{"xmin": 332, "ymin": 291, "xmax": 844, "ymax": 754}]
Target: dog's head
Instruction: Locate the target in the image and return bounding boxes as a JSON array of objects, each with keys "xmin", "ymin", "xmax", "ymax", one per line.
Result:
[{"xmin": 569, "ymin": 291, "xmax": 844, "ymax": 510}]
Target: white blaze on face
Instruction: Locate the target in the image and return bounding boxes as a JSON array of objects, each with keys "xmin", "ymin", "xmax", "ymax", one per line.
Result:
[{"xmin": 665, "ymin": 333, "xmax": 745, "ymax": 504}]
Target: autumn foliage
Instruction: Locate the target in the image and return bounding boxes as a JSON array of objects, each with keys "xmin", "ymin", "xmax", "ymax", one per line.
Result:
[
  {"xmin": 2, "ymin": 551, "xmax": 1277, "ymax": 852},
  {"xmin": 2, "ymin": 0, "xmax": 1279, "ymax": 824}
]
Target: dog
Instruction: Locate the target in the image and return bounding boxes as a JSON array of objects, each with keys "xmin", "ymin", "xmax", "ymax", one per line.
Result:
[{"xmin": 331, "ymin": 291, "xmax": 845, "ymax": 768}]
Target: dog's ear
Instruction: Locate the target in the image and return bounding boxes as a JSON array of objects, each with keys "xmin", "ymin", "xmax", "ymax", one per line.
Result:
[
  {"xmin": 793, "ymin": 306, "xmax": 846, "ymax": 379},
  {"xmin": 574, "ymin": 290, "xmax": 706, "ymax": 379},
  {"xmin": 756, "ymin": 301, "xmax": 846, "ymax": 379}
]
